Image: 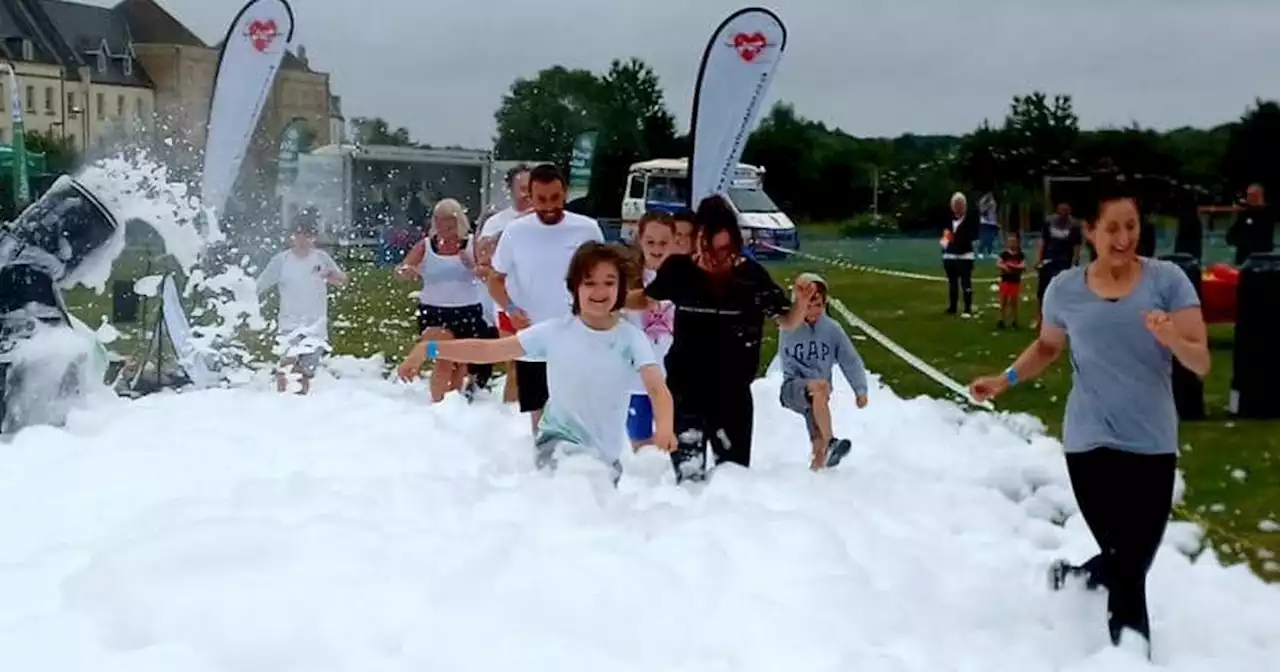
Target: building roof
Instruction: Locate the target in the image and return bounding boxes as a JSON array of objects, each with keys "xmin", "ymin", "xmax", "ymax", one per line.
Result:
[
  {"xmin": 39, "ymin": 0, "xmax": 153, "ymax": 87},
  {"xmin": 0, "ymin": 0, "xmax": 70, "ymax": 65},
  {"xmin": 112, "ymin": 0, "xmax": 205, "ymax": 47}
]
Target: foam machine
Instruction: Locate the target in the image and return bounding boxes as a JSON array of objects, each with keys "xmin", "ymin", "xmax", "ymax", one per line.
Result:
[{"xmin": 0, "ymin": 176, "xmax": 118, "ymax": 433}]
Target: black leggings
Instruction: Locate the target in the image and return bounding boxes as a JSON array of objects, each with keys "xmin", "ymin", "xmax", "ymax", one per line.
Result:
[
  {"xmin": 670, "ymin": 386, "xmax": 754, "ymax": 482},
  {"xmin": 1063, "ymin": 447, "xmax": 1176, "ymax": 647},
  {"xmin": 943, "ymin": 258, "xmax": 973, "ymax": 313},
  {"xmin": 417, "ymin": 303, "xmax": 497, "ymax": 387}
]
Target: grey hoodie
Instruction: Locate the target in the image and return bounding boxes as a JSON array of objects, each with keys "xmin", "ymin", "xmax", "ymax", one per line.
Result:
[{"xmin": 778, "ymin": 314, "xmax": 869, "ymax": 396}]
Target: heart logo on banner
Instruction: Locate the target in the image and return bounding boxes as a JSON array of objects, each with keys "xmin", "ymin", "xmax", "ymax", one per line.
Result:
[
  {"xmin": 733, "ymin": 32, "xmax": 768, "ymax": 62},
  {"xmin": 247, "ymin": 19, "xmax": 278, "ymax": 53}
]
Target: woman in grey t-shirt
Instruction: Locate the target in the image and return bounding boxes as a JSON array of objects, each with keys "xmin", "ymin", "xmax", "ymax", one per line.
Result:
[{"xmin": 968, "ymin": 188, "xmax": 1210, "ymax": 658}]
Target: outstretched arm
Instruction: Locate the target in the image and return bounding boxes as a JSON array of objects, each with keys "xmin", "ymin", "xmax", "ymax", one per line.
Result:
[
  {"xmin": 398, "ymin": 330, "xmax": 526, "ymax": 380},
  {"xmin": 639, "ymin": 365, "xmax": 676, "ymax": 452}
]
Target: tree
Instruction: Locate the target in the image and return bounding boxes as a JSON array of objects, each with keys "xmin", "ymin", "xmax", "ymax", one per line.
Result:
[
  {"xmin": 493, "ymin": 66, "xmax": 602, "ymax": 166},
  {"xmin": 1222, "ymin": 100, "xmax": 1280, "ymax": 197},
  {"xmin": 493, "ymin": 59, "xmax": 679, "ymax": 216},
  {"xmin": 25, "ymin": 130, "xmax": 78, "ymax": 174},
  {"xmin": 350, "ymin": 116, "xmax": 413, "ymax": 146}
]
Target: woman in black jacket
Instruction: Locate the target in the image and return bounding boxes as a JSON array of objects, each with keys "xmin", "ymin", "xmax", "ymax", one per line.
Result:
[{"xmin": 941, "ymin": 191, "xmax": 980, "ymax": 316}]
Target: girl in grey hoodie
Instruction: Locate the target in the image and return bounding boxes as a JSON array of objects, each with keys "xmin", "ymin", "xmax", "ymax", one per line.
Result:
[{"xmin": 777, "ymin": 273, "xmax": 870, "ymax": 470}]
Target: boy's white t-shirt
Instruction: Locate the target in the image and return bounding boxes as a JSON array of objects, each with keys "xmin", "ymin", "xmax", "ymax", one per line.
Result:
[
  {"xmin": 517, "ymin": 315, "xmax": 657, "ymax": 462},
  {"xmin": 258, "ymin": 248, "xmax": 343, "ymax": 338},
  {"xmin": 492, "ymin": 211, "xmax": 604, "ymax": 325},
  {"xmin": 625, "ymin": 267, "xmax": 674, "ymax": 394}
]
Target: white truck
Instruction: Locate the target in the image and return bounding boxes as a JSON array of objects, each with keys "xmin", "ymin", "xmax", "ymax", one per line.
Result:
[{"xmin": 620, "ymin": 158, "xmax": 799, "ymax": 258}]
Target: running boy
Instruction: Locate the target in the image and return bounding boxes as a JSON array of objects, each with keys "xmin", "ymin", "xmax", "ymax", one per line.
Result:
[
  {"xmin": 256, "ymin": 214, "xmax": 348, "ymax": 394},
  {"xmin": 398, "ymin": 242, "xmax": 676, "ymax": 480},
  {"xmin": 996, "ymin": 232, "xmax": 1026, "ymax": 329},
  {"xmin": 777, "ymin": 273, "xmax": 869, "ymax": 470}
]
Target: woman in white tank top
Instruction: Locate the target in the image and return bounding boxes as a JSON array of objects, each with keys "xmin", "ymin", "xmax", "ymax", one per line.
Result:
[{"xmin": 395, "ymin": 199, "xmax": 494, "ymax": 402}]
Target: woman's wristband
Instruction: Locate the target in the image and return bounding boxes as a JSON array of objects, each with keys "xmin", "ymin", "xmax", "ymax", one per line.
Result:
[
  {"xmin": 1003, "ymin": 367, "xmax": 1018, "ymax": 387},
  {"xmin": 425, "ymin": 341, "xmax": 439, "ymax": 360}
]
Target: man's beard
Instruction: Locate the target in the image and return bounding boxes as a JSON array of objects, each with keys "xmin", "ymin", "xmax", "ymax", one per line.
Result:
[{"xmin": 535, "ymin": 208, "xmax": 563, "ymax": 224}]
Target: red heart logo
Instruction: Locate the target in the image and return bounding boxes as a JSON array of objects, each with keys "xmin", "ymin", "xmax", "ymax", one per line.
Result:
[
  {"xmin": 247, "ymin": 19, "xmax": 278, "ymax": 53},
  {"xmin": 733, "ymin": 32, "xmax": 768, "ymax": 62}
]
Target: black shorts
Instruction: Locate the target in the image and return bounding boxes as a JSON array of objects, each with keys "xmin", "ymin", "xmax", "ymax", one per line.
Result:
[
  {"xmin": 515, "ymin": 360, "xmax": 549, "ymax": 413},
  {"xmin": 418, "ymin": 303, "xmax": 487, "ymax": 339}
]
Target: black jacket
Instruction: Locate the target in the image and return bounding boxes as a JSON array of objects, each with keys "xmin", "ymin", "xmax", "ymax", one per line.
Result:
[{"xmin": 942, "ymin": 208, "xmax": 980, "ymax": 256}]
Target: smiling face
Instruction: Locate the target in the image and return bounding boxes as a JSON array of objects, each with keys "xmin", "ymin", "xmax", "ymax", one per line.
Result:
[
  {"xmin": 433, "ymin": 212, "xmax": 460, "ymax": 242},
  {"xmin": 1086, "ymin": 197, "xmax": 1140, "ymax": 269},
  {"xmin": 672, "ymin": 219, "xmax": 695, "ymax": 255},
  {"xmin": 639, "ymin": 221, "xmax": 674, "ymax": 270},
  {"xmin": 576, "ymin": 260, "xmax": 621, "ymax": 319},
  {"xmin": 531, "ymin": 178, "xmax": 566, "ymax": 225}
]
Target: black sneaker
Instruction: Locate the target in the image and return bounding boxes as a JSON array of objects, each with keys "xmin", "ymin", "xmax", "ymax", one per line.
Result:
[
  {"xmin": 826, "ymin": 438, "xmax": 852, "ymax": 468},
  {"xmin": 462, "ymin": 379, "xmax": 479, "ymax": 404},
  {"xmin": 997, "ymin": 320, "xmax": 1006, "ymax": 329}
]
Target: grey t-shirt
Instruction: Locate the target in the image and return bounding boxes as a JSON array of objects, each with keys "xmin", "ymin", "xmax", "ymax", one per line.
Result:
[{"xmin": 1042, "ymin": 259, "xmax": 1200, "ymax": 455}]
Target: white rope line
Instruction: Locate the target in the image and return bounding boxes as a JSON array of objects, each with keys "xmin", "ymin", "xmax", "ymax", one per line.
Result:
[
  {"xmin": 759, "ymin": 242, "xmax": 1002, "ymax": 284},
  {"xmin": 763, "ymin": 241, "xmax": 995, "ymax": 410}
]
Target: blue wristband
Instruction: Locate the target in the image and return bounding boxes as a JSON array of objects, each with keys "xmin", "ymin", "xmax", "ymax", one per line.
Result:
[
  {"xmin": 425, "ymin": 341, "xmax": 439, "ymax": 360},
  {"xmin": 1004, "ymin": 367, "xmax": 1018, "ymax": 387}
]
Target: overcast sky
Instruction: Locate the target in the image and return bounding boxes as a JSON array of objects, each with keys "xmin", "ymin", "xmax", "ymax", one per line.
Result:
[{"xmin": 92, "ymin": 0, "xmax": 1280, "ymax": 149}]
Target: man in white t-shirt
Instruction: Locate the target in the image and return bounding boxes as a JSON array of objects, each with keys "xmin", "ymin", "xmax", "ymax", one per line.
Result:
[
  {"xmin": 490, "ymin": 163, "xmax": 604, "ymax": 433},
  {"xmin": 476, "ymin": 164, "xmax": 532, "ymax": 403},
  {"xmin": 256, "ymin": 215, "xmax": 348, "ymax": 394}
]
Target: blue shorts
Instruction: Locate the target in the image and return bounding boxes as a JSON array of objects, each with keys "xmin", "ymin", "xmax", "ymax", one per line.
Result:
[{"xmin": 626, "ymin": 393, "xmax": 654, "ymax": 442}]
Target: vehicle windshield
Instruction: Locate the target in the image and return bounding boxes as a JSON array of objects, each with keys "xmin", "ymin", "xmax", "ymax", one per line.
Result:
[
  {"xmin": 727, "ymin": 187, "xmax": 779, "ymax": 213},
  {"xmin": 644, "ymin": 175, "xmax": 689, "ymax": 204}
]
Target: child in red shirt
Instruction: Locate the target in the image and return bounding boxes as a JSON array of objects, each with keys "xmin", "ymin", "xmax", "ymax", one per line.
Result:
[{"xmin": 997, "ymin": 232, "xmax": 1025, "ymax": 329}]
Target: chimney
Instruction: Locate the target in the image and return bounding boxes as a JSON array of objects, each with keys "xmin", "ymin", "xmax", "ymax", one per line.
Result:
[{"xmin": 296, "ymin": 44, "xmax": 308, "ymax": 68}]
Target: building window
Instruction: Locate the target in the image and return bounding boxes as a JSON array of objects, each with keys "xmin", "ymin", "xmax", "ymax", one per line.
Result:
[
  {"xmin": 96, "ymin": 49, "xmax": 107, "ymax": 73},
  {"xmin": 116, "ymin": 94, "xmax": 124, "ymax": 118},
  {"xmin": 44, "ymin": 87, "xmax": 53, "ymax": 114},
  {"xmin": 134, "ymin": 97, "xmax": 143, "ymax": 120},
  {"xmin": 68, "ymin": 133, "xmax": 75, "ymax": 147},
  {"xmin": 67, "ymin": 92, "xmax": 75, "ymax": 112},
  {"xmin": 123, "ymin": 58, "xmax": 132, "ymax": 77},
  {"xmin": 96, "ymin": 92, "xmax": 104, "ymax": 119},
  {"xmin": 25, "ymin": 86, "xmax": 34, "ymax": 113},
  {"xmin": 0, "ymin": 128, "xmax": 6, "ymax": 143},
  {"xmin": 21, "ymin": 40, "xmax": 33, "ymax": 61}
]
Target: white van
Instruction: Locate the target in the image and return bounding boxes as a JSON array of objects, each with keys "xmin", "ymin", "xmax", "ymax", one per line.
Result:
[{"xmin": 621, "ymin": 158, "xmax": 798, "ymax": 258}]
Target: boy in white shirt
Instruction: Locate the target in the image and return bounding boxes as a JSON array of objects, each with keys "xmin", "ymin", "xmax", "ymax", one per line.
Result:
[
  {"xmin": 256, "ymin": 215, "xmax": 348, "ymax": 394},
  {"xmin": 487, "ymin": 163, "xmax": 604, "ymax": 434},
  {"xmin": 399, "ymin": 241, "xmax": 674, "ymax": 481}
]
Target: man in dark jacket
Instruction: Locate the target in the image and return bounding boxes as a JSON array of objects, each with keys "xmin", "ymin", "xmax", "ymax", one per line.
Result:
[
  {"xmin": 1227, "ymin": 183, "xmax": 1275, "ymax": 265},
  {"xmin": 941, "ymin": 191, "xmax": 979, "ymax": 316}
]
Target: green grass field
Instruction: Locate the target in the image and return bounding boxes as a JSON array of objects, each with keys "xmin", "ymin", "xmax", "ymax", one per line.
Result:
[{"xmin": 63, "ymin": 240, "xmax": 1279, "ymax": 581}]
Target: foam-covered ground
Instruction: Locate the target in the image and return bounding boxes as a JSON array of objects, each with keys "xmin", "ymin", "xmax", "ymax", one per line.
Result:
[{"xmin": 0, "ymin": 359, "xmax": 1276, "ymax": 671}]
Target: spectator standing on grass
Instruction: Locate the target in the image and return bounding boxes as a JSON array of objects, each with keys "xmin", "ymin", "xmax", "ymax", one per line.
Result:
[
  {"xmin": 1036, "ymin": 202, "xmax": 1083, "ymax": 326},
  {"xmin": 1226, "ymin": 182, "xmax": 1275, "ymax": 265},
  {"xmin": 941, "ymin": 192, "xmax": 979, "ymax": 317},
  {"xmin": 968, "ymin": 180, "xmax": 1209, "ymax": 661},
  {"xmin": 978, "ymin": 191, "xmax": 1000, "ymax": 258},
  {"xmin": 256, "ymin": 214, "xmax": 348, "ymax": 395},
  {"xmin": 488, "ymin": 164, "xmax": 604, "ymax": 439}
]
